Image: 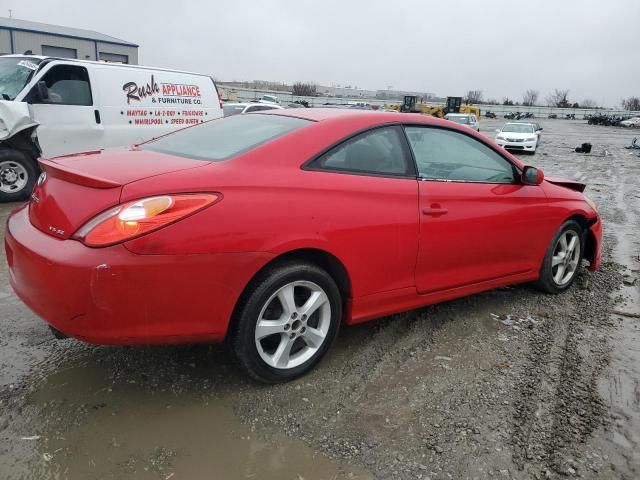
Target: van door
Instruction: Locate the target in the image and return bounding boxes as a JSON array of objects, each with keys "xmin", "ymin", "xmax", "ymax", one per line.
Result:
[{"xmin": 27, "ymin": 64, "xmax": 104, "ymax": 157}]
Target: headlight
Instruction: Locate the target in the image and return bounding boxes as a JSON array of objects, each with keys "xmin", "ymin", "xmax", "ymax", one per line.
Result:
[
  {"xmin": 584, "ymin": 195, "xmax": 598, "ymax": 213},
  {"xmin": 496, "ymin": 135, "xmax": 506, "ymax": 140},
  {"xmin": 526, "ymin": 137, "xmax": 537, "ymax": 141}
]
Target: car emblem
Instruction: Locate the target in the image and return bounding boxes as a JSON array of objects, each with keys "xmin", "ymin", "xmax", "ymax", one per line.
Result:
[
  {"xmin": 31, "ymin": 193, "xmax": 40, "ymax": 204},
  {"xmin": 37, "ymin": 172, "xmax": 47, "ymax": 187}
]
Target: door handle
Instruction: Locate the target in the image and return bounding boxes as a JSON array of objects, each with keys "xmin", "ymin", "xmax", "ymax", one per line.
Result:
[
  {"xmin": 94, "ymin": 109, "xmax": 101, "ymax": 124},
  {"xmin": 422, "ymin": 205, "xmax": 448, "ymax": 216}
]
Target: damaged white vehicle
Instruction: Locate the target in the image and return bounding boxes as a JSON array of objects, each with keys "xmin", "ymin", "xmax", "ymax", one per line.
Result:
[{"xmin": 0, "ymin": 55, "xmax": 223, "ymax": 201}]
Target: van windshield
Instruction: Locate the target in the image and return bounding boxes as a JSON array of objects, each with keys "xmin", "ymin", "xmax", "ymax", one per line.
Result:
[
  {"xmin": 141, "ymin": 114, "xmax": 311, "ymax": 161},
  {"xmin": 0, "ymin": 57, "xmax": 41, "ymax": 100}
]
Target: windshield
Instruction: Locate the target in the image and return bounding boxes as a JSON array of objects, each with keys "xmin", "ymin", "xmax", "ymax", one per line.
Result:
[
  {"xmin": 142, "ymin": 114, "xmax": 311, "ymax": 161},
  {"xmin": 447, "ymin": 115, "xmax": 472, "ymax": 125},
  {"xmin": 502, "ymin": 123, "xmax": 534, "ymax": 133},
  {"xmin": 0, "ymin": 57, "xmax": 41, "ymax": 100}
]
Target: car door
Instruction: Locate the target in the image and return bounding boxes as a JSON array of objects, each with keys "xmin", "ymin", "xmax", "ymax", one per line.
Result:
[
  {"xmin": 304, "ymin": 125, "xmax": 419, "ymax": 297},
  {"xmin": 403, "ymin": 126, "xmax": 550, "ymax": 294},
  {"xmin": 27, "ymin": 64, "xmax": 104, "ymax": 157}
]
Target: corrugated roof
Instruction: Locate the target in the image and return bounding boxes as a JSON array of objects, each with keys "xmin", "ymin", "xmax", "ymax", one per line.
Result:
[{"xmin": 0, "ymin": 17, "xmax": 138, "ymax": 47}]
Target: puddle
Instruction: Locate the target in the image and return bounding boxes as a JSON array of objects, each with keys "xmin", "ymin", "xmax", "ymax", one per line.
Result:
[{"xmin": 4, "ymin": 361, "xmax": 371, "ymax": 480}]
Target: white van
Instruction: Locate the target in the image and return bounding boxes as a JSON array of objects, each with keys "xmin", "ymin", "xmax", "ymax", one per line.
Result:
[{"xmin": 0, "ymin": 55, "xmax": 223, "ymax": 201}]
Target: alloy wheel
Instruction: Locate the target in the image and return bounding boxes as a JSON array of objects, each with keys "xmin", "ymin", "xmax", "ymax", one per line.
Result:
[
  {"xmin": 254, "ymin": 280, "xmax": 331, "ymax": 370},
  {"xmin": 551, "ymin": 230, "xmax": 581, "ymax": 286}
]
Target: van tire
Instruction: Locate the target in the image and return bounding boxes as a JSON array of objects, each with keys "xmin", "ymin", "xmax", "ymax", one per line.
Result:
[{"xmin": 0, "ymin": 149, "xmax": 37, "ymax": 202}]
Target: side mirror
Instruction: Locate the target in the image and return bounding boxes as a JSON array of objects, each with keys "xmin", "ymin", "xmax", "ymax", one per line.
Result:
[
  {"xmin": 495, "ymin": 129, "xmax": 500, "ymax": 133},
  {"xmin": 36, "ymin": 81, "xmax": 49, "ymax": 101},
  {"xmin": 522, "ymin": 166, "xmax": 544, "ymax": 185},
  {"xmin": 537, "ymin": 127, "xmax": 543, "ymax": 132}
]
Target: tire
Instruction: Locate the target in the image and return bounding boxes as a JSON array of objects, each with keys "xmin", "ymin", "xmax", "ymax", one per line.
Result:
[
  {"xmin": 230, "ymin": 261, "xmax": 342, "ymax": 383},
  {"xmin": 534, "ymin": 220, "xmax": 584, "ymax": 293},
  {"xmin": 0, "ymin": 149, "xmax": 37, "ymax": 202}
]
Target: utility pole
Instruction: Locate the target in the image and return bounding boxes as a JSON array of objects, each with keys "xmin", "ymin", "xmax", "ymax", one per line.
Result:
[{"xmin": 9, "ymin": 9, "xmax": 13, "ymax": 18}]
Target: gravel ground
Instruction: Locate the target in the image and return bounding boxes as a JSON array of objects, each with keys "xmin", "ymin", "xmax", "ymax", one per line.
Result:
[{"xmin": 0, "ymin": 118, "xmax": 638, "ymax": 479}]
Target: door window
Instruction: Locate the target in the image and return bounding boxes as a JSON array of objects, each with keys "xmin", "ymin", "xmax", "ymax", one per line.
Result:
[
  {"xmin": 405, "ymin": 127, "xmax": 516, "ymax": 183},
  {"xmin": 29, "ymin": 65, "xmax": 92, "ymax": 106},
  {"xmin": 310, "ymin": 126, "xmax": 413, "ymax": 177}
]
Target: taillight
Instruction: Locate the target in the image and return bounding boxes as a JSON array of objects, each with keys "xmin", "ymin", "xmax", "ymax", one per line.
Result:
[{"xmin": 74, "ymin": 193, "xmax": 219, "ymax": 247}]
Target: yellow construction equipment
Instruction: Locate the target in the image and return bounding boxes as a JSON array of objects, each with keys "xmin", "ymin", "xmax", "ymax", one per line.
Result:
[{"xmin": 396, "ymin": 95, "xmax": 480, "ymax": 120}]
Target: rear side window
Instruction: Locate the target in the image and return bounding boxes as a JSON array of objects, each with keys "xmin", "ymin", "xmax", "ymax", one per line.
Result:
[
  {"xmin": 310, "ymin": 126, "xmax": 413, "ymax": 177},
  {"xmin": 142, "ymin": 114, "xmax": 310, "ymax": 161}
]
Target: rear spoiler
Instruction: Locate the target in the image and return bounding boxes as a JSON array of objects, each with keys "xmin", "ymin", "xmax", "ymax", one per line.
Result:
[
  {"xmin": 39, "ymin": 158, "xmax": 121, "ymax": 189},
  {"xmin": 544, "ymin": 176, "xmax": 586, "ymax": 193}
]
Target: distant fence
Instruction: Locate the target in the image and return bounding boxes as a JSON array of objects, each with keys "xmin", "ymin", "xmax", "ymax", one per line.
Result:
[{"xmin": 217, "ymin": 86, "xmax": 640, "ymax": 119}]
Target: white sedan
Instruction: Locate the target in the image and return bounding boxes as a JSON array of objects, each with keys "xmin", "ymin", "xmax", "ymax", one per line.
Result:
[
  {"xmin": 444, "ymin": 113, "xmax": 479, "ymax": 132},
  {"xmin": 495, "ymin": 123, "xmax": 539, "ymax": 153},
  {"xmin": 222, "ymin": 102, "xmax": 284, "ymax": 117},
  {"xmin": 621, "ymin": 117, "xmax": 640, "ymax": 127}
]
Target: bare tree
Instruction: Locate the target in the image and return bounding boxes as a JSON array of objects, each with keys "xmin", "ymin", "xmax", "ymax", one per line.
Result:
[
  {"xmin": 292, "ymin": 82, "xmax": 317, "ymax": 97},
  {"xmin": 622, "ymin": 96, "xmax": 640, "ymax": 111},
  {"xmin": 502, "ymin": 97, "xmax": 514, "ymax": 106},
  {"xmin": 486, "ymin": 98, "xmax": 499, "ymax": 105},
  {"xmin": 580, "ymin": 99, "xmax": 598, "ymax": 109},
  {"xmin": 464, "ymin": 90, "xmax": 483, "ymax": 104},
  {"xmin": 546, "ymin": 89, "xmax": 571, "ymax": 108},
  {"xmin": 522, "ymin": 89, "xmax": 539, "ymax": 106}
]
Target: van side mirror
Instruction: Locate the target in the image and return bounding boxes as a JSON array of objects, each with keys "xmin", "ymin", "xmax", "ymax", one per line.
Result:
[
  {"xmin": 522, "ymin": 166, "xmax": 544, "ymax": 185},
  {"xmin": 36, "ymin": 81, "xmax": 49, "ymax": 101}
]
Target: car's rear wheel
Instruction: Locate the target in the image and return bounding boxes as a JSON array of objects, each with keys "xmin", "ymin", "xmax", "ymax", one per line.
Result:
[
  {"xmin": 230, "ymin": 261, "xmax": 342, "ymax": 383},
  {"xmin": 535, "ymin": 220, "xmax": 583, "ymax": 293}
]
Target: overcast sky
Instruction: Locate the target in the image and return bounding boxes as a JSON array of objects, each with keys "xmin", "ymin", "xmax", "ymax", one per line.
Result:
[{"xmin": 5, "ymin": 0, "xmax": 640, "ymax": 106}]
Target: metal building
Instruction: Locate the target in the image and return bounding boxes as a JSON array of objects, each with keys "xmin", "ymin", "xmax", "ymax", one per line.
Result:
[{"xmin": 0, "ymin": 17, "xmax": 138, "ymax": 64}]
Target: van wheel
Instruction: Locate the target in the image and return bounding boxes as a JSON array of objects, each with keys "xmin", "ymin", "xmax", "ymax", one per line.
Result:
[
  {"xmin": 0, "ymin": 149, "xmax": 36, "ymax": 202},
  {"xmin": 230, "ymin": 261, "xmax": 342, "ymax": 383}
]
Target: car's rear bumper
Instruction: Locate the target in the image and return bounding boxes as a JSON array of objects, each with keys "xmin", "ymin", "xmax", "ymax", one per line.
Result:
[{"xmin": 5, "ymin": 205, "xmax": 272, "ymax": 344}]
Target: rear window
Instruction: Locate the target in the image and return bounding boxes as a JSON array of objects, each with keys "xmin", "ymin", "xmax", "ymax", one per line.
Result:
[{"xmin": 142, "ymin": 114, "xmax": 310, "ymax": 161}]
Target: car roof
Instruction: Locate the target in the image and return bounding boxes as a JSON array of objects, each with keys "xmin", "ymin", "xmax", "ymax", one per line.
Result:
[
  {"xmin": 262, "ymin": 107, "xmax": 435, "ymax": 123},
  {"xmin": 446, "ymin": 113, "xmax": 472, "ymax": 117}
]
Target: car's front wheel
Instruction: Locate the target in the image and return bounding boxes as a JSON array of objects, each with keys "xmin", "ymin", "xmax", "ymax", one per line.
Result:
[
  {"xmin": 230, "ymin": 261, "xmax": 342, "ymax": 383},
  {"xmin": 535, "ymin": 220, "xmax": 583, "ymax": 293}
]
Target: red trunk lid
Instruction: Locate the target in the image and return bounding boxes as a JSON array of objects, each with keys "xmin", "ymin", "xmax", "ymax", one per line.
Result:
[{"xmin": 29, "ymin": 148, "xmax": 209, "ymax": 240}]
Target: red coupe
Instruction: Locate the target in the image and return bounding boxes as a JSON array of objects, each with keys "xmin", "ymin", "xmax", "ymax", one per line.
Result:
[{"xmin": 5, "ymin": 109, "xmax": 601, "ymax": 382}]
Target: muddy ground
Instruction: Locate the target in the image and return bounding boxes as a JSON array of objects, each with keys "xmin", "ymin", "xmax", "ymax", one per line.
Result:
[{"xmin": 0, "ymin": 119, "xmax": 639, "ymax": 480}]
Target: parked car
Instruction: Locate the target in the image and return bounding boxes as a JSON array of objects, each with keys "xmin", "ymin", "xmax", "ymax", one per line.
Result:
[
  {"xmin": 223, "ymin": 102, "xmax": 284, "ymax": 117},
  {"xmin": 0, "ymin": 54, "xmax": 224, "ymax": 202},
  {"xmin": 444, "ymin": 113, "xmax": 479, "ymax": 131},
  {"xmin": 259, "ymin": 94, "xmax": 280, "ymax": 104},
  {"xmin": 620, "ymin": 117, "xmax": 640, "ymax": 127},
  {"xmin": 6, "ymin": 109, "xmax": 601, "ymax": 383},
  {"xmin": 495, "ymin": 122, "xmax": 539, "ymax": 153}
]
